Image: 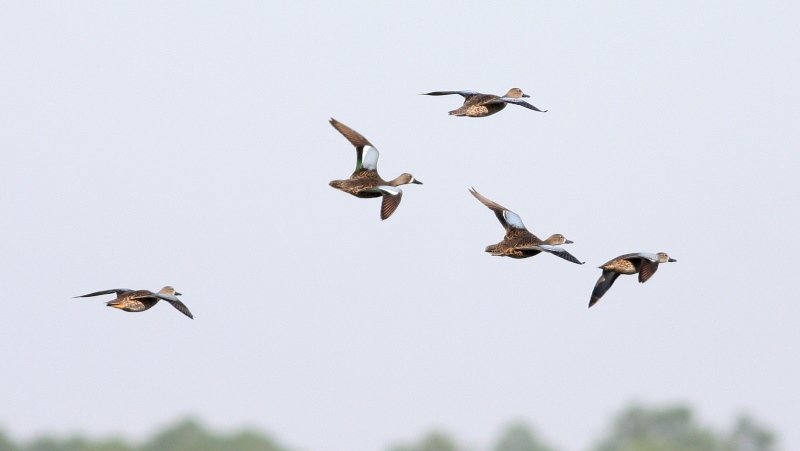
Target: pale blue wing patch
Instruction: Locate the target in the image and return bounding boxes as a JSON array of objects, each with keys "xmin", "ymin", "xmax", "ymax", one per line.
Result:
[
  {"xmin": 535, "ymin": 244, "xmax": 562, "ymax": 252},
  {"xmin": 362, "ymin": 145, "xmax": 380, "ymax": 170},
  {"xmin": 636, "ymin": 252, "xmax": 660, "ymax": 262},
  {"xmin": 502, "ymin": 210, "xmax": 526, "ymax": 229},
  {"xmin": 534, "ymin": 244, "xmax": 584, "ymax": 264},
  {"xmin": 154, "ymin": 293, "xmax": 181, "ymax": 302},
  {"xmin": 377, "ymin": 185, "xmax": 401, "ymax": 196}
]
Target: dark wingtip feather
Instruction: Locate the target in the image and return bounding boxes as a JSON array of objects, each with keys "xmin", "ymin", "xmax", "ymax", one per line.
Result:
[{"xmin": 380, "ymin": 193, "xmax": 402, "ymax": 220}]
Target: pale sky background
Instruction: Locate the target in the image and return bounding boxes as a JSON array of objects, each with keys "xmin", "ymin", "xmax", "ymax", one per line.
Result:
[{"xmin": 1, "ymin": 1, "xmax": 798, "ymax": 451}]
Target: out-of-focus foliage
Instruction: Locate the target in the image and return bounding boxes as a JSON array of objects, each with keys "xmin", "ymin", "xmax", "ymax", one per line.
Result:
[
  {"xmin": 20, "ymin": 436, "xmax": 132, "ymax": 451},
  {"xmin": 492, "ymin": 422, "xmax": 558, "ymax": 451},
  {"xmin": 388, "ymin": 431, "xmax": 462, "ymax": 451},
  {"xmin": 0, "ymin": 428, "xmax": 19, "ymax": 451},
  {"xmin": 591, "ymin": 404, "xmax": 721, "ymax": 451},
  {"xmin": 590, "ymin": 404, "xmax": 777, "ymax": 451},
  {"xmin": 3, "ymin": 419, "xmax": 289, "ymax": 451},
  {"xmin": 140, "ymin": 419, "xmax": 288, "ymax": 451},
  {"xmin": 724, "ymin": 415, "xmax": 776, "ymax": 451},
  {"xmin": 0, "ymin": 404, "xmax": 779, "ymax": 451}
]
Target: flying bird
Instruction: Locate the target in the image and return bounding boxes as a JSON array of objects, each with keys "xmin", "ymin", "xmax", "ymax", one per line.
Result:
[
  {"xmin": 328, "ymin": 118, "xmax": 422, "ymax": 220},
  {"xmin": 74, "ymin": 286, "xmax": 194, "ymax": 319},
  {"xmin": 420, "ymin": 88, "xmax": 547, "ymax": 117},
  {"xmin": 589, "ymin": 252, "xmax": 677, "ymax": 308},
  {"xmin": 469, "ymin": 187, "xmax": 583, "ymax": 264}
]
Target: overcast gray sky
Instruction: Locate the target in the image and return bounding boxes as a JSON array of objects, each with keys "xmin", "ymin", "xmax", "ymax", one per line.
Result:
[{"xmin": 1, "ymin": 1, "xmax": 798, "ymax": 450}]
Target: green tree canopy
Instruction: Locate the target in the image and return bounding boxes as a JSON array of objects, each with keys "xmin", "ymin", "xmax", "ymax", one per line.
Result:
[
  {"xmin": 591, "ymin": 404, "xmax": 722, "ymax": 451},
  {"xmin": 387, "ymin": 430, "xmax": 462, "ymax": 451},
  {"xmin": 724, "ymin": 415, "xmax": 776, "ymax": 451},
  {"xmin": 0, "ymin": 429, "xmax": 19, "ymax": 451},
  {"xmin": 140, "ymin": 419, "xmax": 288, "ymax": 451},
  {"xmin": 0, "ymin": 405, "xmax": 781, "ymax": 451},
  {"xmin": 492, "ymin": 422, "xmax": 559, "ymax": 451}
]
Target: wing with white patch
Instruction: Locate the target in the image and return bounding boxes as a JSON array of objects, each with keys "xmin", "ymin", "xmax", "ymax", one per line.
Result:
[
  {"xmin": 502, "ymin": 210, "xmax": 526, "ymax": 230},
  {"xmin": 635, "ymin": 252, "xmax": 660, "ymax": 262},
  {"xmin": 468, "ymin": 187, "xmax": 526, "ymax": 232},
  {"xmin": 528, "ymin": 244, "xmax": 584, "ymax": 264},
  {"xmin": 329, "ymin": 118, "xmax": 374, "ymax": 172},
  {"xmin": 362, "ymin": 146, "xmax": 380, "ymax": 171},
  {"xmin": 377, "ymin": 186, "xmax": 403, "ymax": 220}
]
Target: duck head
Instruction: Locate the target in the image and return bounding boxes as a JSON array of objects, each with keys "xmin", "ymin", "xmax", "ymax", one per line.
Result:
[
  {"xmin": 657, "ymin": 252, "xmax": 677, "ymax": 263},
  {"xmin": 504, "ymin": 88, "xmax": 530, "ymax": 98}
]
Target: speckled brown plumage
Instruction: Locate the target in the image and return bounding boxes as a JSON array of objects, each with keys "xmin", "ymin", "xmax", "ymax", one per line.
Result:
[
  {"xmin": 469, "ymin": 187, "xmax": 582, "ymax": 264},
  {"xmin": 328, "ymin": 118, "xmax": 422, "ymax": 220},
  {"xmin": 74, "ymin": 286, "xmax": 194, "ymax": 319},
  {"xmin": 589, "ymin": 252, "xmax": 677, "ymax": 308},
  {"xmin": 421, "ymin": 88, "xmax": 547, "ymax": 117}
]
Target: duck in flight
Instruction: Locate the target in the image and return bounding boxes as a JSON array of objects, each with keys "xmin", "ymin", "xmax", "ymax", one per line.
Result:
[
  {"xmin": 74, "ymin": 286, "xmax": 194, "ymax": 319},
  {"xmin": 328, "ymin": 118, "xmax": 422, "ymax": 220},
  {"xmin": 589, "ymin": 252, "xmax": 677, "ymax": 308},
  {"xmin": 469, "ymin": 187, "xmax": 583, "ymax": 264},
  {"xmin": 420, "ymin": 88, "xmax": 547, "ymax": 117}
]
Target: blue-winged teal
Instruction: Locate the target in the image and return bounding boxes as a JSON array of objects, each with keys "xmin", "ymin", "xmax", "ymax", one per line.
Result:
[
  {"xmin": 74, "ymin": 286, "xmax": 194, "ymax": 319},
  {"xmin": 469, "ymin": 187, "xmax": 583, "ymax": 264},
  {"xmin": 420, "ymin": 88, "xmax": 547, "ymax": 117},
  {"xmin": 589, "ymin": 252, "xmax": 677, "ymax": 308},
  {"xmin": 328, "ymin": 118, "xmax": 422, "ymax": 220}
]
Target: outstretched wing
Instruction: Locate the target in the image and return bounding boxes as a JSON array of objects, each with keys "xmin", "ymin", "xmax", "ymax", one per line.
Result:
[
  {"xmin": 519, "ymin": 244, "xmax": 584, "ymax": 265},
  {"xmin": 163, "ymin": 299, "xmax": 194, "ymax": 319},
  {"xmin": 73, "ymin": 288, "xmax": 132, "ymax": 298},
  {"xmin": 469, "ymin": 187, "xmax": 526, "ymax": 233},
  {"xmin": 638, "ymin": 260, "xmax": 659, "ymax": 283},
  {"xmin": 490, "ymin": 97, "xmax": 548, "ymax": 112},
  {"xmin": 589, "ymin": 271, "xmax": 620, "ymax": 308},
  {"xmin": 330, "ymin": 118, "xmax": 377, "ymax": 172},
  {"xmin": 377, "ymin": 186, "xmax": 403, "ymax": 220},
  {"xmin": 420, "ymin": 90, "xmax": 479, "ymax": 99}
]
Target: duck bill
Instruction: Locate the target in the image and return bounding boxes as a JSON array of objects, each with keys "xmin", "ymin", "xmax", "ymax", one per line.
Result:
[
  {"xmin": 175, "ymin": 292, "xmax": 183, "ymax": 296},
  {"xmin": 668, "ymin": 258, "xmax": 677, "ymax": 262},
  {"xmin": 522, "ymin": 94, "xmax": 530, "ymax": 98},
  {"xmin": 564, "ymin": 239, "xmax": 574, "ymax": 244},
  {"xmin": 412, "ymin": 179, "xmax": 423, "ymax": 185}
]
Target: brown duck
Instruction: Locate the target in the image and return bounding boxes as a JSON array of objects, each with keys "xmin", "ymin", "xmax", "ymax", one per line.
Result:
[
  {"xmin": 74, "ymin": 286, "xmax": 193, "ymax": 319},
  {"xmin": 469, "ymin": 187, "xmax": 582, "ymax": 264},
  {"xmin": 328, "ymin": 118, "xmax": 422, "ymax": 220},
  {"xmin": 420, "ymin": 88, "xmax": 547, "ymax": 117},
  {"xmin": 589, "ymin": 252, "xmax": 677, "ymax": 308}
]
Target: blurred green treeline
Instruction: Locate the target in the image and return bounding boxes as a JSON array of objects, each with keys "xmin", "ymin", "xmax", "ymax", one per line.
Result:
[{"xmin": 0, "ymin": 403, "xmax": 777, "ymax": 451}]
